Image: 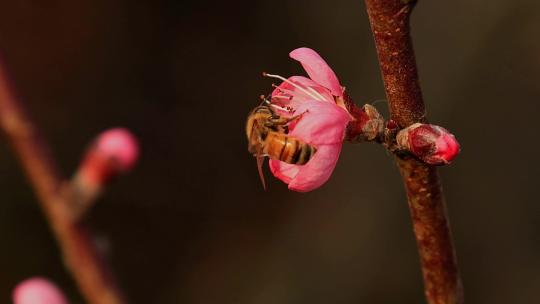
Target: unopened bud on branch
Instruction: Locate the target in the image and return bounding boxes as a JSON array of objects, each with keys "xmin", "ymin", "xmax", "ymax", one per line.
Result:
[{"xmin": 396, "ymin": 123, "xmax": 460, "ymax": 165}]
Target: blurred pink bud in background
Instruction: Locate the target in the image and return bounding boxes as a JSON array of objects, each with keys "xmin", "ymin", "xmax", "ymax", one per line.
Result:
[
  {"xmin": 76, "ymin": 128, "xmax": 139, "ymax": 190},
  {"xmin": 267, "ymin": 48, "xmax": 351, "ymax": 192},
  {"xmin": 12, "ymin": 277, "xmax": 68, "ymax": 304},
  {"xmin": 397, "ymin": 123, "xmax": 460, "ymax": 165}
]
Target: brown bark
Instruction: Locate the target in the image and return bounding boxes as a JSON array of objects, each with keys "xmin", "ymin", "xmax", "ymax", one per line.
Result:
[
  {"xmin": 363, "ymin": 1, "xmax": 463, "ymax": 303},
  {"xmin": 0, "ymin": 60, "xmax": 125, "ymax": 304}
]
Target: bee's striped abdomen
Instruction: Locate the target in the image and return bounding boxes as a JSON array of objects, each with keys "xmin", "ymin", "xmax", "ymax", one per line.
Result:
[
  {"xmin": 263, "ymin": 132, "xmax": 316, "ymax": 165},
  {"xmin": 290, "ymin": 140, "xmax": 316, "ymax": 165}
]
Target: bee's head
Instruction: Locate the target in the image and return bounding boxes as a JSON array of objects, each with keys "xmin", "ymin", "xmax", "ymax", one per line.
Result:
[{"xmin": 251, "ymin": 105, "xmax": 274, "ymax": 118}]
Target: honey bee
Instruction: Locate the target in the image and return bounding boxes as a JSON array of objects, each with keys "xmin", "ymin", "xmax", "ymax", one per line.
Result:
[{"xmin": 246, "ymin": 104, "xmax": 317, "ymax": 189}]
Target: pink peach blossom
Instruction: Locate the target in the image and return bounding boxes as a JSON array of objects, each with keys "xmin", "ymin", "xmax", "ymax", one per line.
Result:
[
  {"xmin": 265, "ymin": 48, "xmax": 351, "ymax": 192},
  {"xmin": 13, "ymin": 277, "xmax": 68, "ymax": 304}
]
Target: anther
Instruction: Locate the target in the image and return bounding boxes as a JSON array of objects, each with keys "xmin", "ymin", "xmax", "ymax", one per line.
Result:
[
  {"xmin": 263, "ymin": 72, "xmax": 324, "ymax": 102},
  {"xmin": 272, "ymin": 95, "xmax": 293, "ymax": 100}
]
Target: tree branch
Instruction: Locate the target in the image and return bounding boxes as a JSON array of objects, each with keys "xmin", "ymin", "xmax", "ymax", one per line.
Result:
[
  {"xmin": 0, "ymin": 59, "xmax": 125, "ymax": 304},
  {"xmin": 363, "ymin": 1, "xmax": 463, "ymax": 303}
]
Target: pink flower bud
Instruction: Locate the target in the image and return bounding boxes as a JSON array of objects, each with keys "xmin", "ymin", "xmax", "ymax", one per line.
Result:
[
  {"xmin": 13, "ymin": 277, "xmax": 68, "ymax": 304},
  {"xmin": 76, "ymin": 128, "xmax": 139, "ymax": 189},
  {"xmin": 396, "ymin": 123, "xmax": 460, "ymax": 165}
]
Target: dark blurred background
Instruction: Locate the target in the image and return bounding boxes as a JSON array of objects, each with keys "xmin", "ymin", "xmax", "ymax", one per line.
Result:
[{"xmin": 0, "ymin": 0, "xmax": 539, "ymax": 303}]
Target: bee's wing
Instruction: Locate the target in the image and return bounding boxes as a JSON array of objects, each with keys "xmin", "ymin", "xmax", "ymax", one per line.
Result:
[
  {"xmin": 247, "ymin": 119, "xmax": 262, "ymax": 154},
  {"xmin": 256, "ymin": 153, "xmax": 267, "ymax": 191},
  {"xmin": 248, "ymin": 118, "xmax": 267, "ymax": 190}
]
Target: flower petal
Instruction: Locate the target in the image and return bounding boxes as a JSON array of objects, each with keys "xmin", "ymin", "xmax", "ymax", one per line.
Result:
[
  {"xmin": 290, "ymin": 48, "xmax": 343, "ymax": 97},
  {"xmin": 268, "ymin": 160, "xmax": 298, "ymax": 184},
  {"xmin": 290, "ymin": 100, "xmax": 351, "ymax": 145},
  {"xmin": 269, "ymin": 143, "xmax": 342, "ymax": 192},
  {"xmin": 268, "ymin": 100, "xmax": 350, "ymax": 192}
]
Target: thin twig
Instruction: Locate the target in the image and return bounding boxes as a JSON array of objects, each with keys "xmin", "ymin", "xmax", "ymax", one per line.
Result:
[
  {"xmin": 363, "ymin": 1, "xmax": 463, "ymax": 303},
  {"xmin": 0, "ymin": 59, "xmax": 126, "ymax": 304}
]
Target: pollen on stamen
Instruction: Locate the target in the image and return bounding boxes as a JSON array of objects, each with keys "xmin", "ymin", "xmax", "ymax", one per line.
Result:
[
  {"xmin": 269, "ymin": 103, "xmax": 290, "ymax": 112},
  {"xmin": 272, "ymin": 83, "xmax": 314, "ymax": 104},
  {"xmin": 272, "ymin": 95, "xmax": 293, "ymax": 100},
  {"xmin": 263, "ymin": 72, "xmax": 324, "ymax": 102},
  {"xmin": 306, "ymin": 86, "xmax": 327, "ymax": 101}
]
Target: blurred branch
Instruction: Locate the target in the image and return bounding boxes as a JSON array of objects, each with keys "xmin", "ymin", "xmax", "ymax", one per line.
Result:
[
  {"xmin": 363, "ymin": 1, "xmax": 463, "ymax": 303},
  {"xmin": 0, "ymin": 59, "xmax": 125, "ymax": 304}
]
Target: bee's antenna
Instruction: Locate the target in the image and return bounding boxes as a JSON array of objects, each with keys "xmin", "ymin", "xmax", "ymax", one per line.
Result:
[{"xmin": 258, "ymin": 94, "xmax": 271, "ymax": 106}]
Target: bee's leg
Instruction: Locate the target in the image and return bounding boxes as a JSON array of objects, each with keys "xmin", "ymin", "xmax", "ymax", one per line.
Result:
[
  {"xmin": 267, "ymin": 111, "xmax": 308, "ymax": 127},
  {"xmin": 266, "ymin": 117, "xmax": 289, "ymax": 126}
]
